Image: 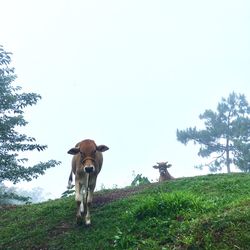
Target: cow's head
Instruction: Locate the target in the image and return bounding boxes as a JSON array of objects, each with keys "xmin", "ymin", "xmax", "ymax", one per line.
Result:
[
  {"xmin": 153, "ymin": 162, "xmax": 172, "ymax": 176},
  {"xmin": 67, "ymin": 139, "xmax": 109, "ymax": 173}
]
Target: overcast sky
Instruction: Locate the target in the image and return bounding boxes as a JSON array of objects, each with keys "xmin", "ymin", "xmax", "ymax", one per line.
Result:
[{"xmin": 1, "ymin": 0, "xmax": 250, "ymax": 198}]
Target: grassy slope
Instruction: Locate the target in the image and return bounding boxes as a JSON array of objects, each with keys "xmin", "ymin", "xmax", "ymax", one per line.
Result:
[{"xmin": 1, "ymin": 173, "xmax": 250, "ymax": 250}]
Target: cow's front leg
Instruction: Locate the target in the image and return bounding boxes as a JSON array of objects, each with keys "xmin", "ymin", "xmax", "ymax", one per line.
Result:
[
  {"xmin": 75, "ymin": 180, "xmax": 83, "ymax": 225},
  {"xmin": 84, "ymin": 188, "xmax": 94, "ymax": 225}
]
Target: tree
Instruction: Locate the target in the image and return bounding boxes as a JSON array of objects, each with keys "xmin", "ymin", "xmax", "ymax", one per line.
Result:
[
  {"xmin": 176, "ymin": 92, "xmax": 250, "ymax": 173},
  {"xmin": 0, "ymin": 45, "xmax": 60, "ymax": 201}
]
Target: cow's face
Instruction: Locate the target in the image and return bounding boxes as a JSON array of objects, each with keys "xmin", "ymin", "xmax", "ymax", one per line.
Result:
[
  {"xmin": 153, "ymin": 162, "xmax": 172, "ymax": 176},
  {"xmin": 68, "ymin": 139, "xmax": 109, "ymax": 173}
]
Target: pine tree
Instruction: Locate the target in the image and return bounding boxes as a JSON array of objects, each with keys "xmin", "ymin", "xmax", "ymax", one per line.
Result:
[
  {"xmin": 176, "ymin": 92, "xmax": 250, "ymax": 173},
  {"xmin": 0, "ymin": 45, "xmax": 60, "ymax": 190}
]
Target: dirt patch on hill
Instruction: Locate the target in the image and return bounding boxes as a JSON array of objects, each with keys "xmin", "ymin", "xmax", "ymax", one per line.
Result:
[
  {"xmin": 93, "ymin": 183, "xmax": 155, "ymax": 206},
  {"xmin": 0, "ymin": 204, "xmax": 17, "ymax": 210},
  {"xmin": 0, "ymin": 182, "xmax": 160, "ymax": 212}
]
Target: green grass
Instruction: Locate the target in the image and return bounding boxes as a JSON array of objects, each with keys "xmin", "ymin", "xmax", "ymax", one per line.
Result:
[{"xmin": 1, "ymin": 173, "xmax": 250, "ymax": 249}]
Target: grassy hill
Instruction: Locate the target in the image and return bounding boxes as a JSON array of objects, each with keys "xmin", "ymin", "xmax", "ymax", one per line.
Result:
[{"xmin": 1, "ymin": 173, "xmax": 250, "ymax": 249}]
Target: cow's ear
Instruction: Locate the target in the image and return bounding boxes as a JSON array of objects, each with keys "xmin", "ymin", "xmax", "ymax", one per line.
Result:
[
  {"xmin": 96, "ymin": 145, "xmax": 109, "ymax": 152},
  {"xmin": 153, "ymin": 165, "xmax": 159, "ymax": 169},
  {"xmin": 67, "ymin": 147, "xmax": 80, "ymax": 155}
]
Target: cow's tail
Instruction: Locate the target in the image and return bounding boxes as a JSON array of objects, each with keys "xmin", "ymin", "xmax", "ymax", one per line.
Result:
[{"xmin": 67, "ymin": 170, "xmax": 73, "ymax": 189}]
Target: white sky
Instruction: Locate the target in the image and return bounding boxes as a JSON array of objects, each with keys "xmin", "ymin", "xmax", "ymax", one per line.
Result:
[{"xmin": 1, "ymin": 0, "xmax": 250, "ymax": 199}]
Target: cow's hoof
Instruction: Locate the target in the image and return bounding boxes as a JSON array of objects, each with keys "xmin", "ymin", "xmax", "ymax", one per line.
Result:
[
  {"xmin": 85, "ymin": 219, "xmax": 91, "ymax": 226},
  {"xmin": 76, "ymin": 216, "xmax": 83, "ymax": 225}
]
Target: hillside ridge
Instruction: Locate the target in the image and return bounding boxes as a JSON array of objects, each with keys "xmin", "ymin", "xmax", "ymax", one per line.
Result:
[{"xmin": 1, "ymin": 173, "xmax": 250, "ymax": 249}]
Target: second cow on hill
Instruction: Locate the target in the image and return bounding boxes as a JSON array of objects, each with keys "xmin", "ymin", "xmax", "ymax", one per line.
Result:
[{"xmin": 153, "ymin": 161, "xmax": 174, "ymax": 182}]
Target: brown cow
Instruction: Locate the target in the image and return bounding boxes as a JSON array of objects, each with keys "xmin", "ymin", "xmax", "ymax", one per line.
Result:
[
  {"xmin": 67, "ymin": 139, "xmax": 109, "ymax": 225},
  {"xmin": 153, "ymin": 161, "xmax": 174, "ymax": 182}
]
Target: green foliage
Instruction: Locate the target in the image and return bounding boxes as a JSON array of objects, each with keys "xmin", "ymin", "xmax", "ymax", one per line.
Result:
[
  {"xmin": 0, "ymin": 45, "xmax": 60, "ymax": 202},
  {"xmin": 177, "ymin": 92, "xmax": 250, "ymax": 173},
  {"xmin": 1, "ymin": 173, "xmax": 250, "ymax": 249},
  {"xmin": 61, "ymin": 186, "xmax": 75, "ymax": 198},
  {"xmin": 234, "ymin": 139, "xmax": 250, "ymax": 172},
  {"xmin": 131, "ymin": 173, "xmax": 151, "ymax": 186}
]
